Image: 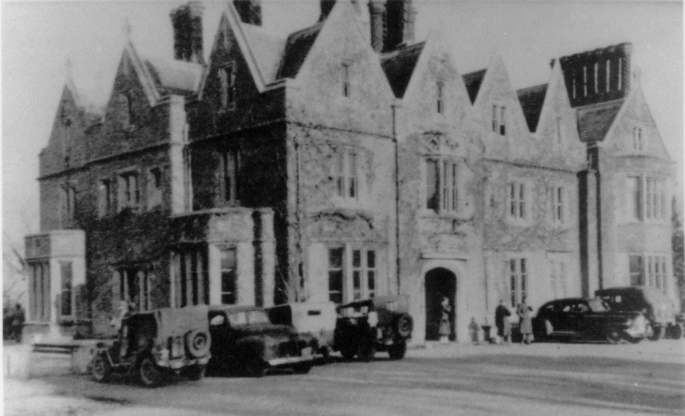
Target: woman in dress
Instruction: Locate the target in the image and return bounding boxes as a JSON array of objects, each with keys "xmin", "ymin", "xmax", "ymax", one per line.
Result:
[
  {"xmin": 439, "ymin": 296, "xmax": 451, "ymax": 343},
  {"xmin": 516, "ymin": 296, "xmax": 534, "ymax": 345}
]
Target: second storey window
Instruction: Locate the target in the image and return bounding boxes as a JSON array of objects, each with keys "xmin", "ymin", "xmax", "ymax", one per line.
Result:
[
  {"xmin": 492, "ymin": 104, "xmax": 506, "ymax": 135},
  {"xmin": 425, "ymin": 159, "xmax": 459, "ymax": 213},
  {"xmin": 221, "ymin": 150, "xmax": 240, "ymax": 203},
  {"xmin": 334, "ymin": 148, "xmax": 358, "ymax": 200},
  {"xmin": 627, "ymin": 176, "xmax": 666, "ymax": 222},
  {"xmin": 98, "ymin": 179, "xmax": 113, "ymax": 218},
  {"xmin": 507, "ymin": 181, "xmax": 527, "ymax": 220},
  {"xmin": 118, "ymin": 171, "xmax": 140, "ymax": 211},
  {"xmin": 549, "ymin": 186, "xmax": 565, "ymax": 225},
  {"xmin": 632, "ymin": 127, "xmax": 643, "ymax": 151},
  {"xmin": 147, "ymin": 167, "xmax": 162, "ymax": 209}
]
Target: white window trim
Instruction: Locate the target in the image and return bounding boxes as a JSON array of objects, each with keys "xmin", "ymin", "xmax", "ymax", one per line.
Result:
[
  {"xmin": 328, "ymin": 244, "xmax": 379, "ymax": 304},
  {"xmin": 506, "ymin": 257, "xmax": 528, "ymax": 308},
  {"xmin": 423, "ymin": 157, "xmax": 461, "ymax": 216},
  {"xmin": 332, "ymin": 147, "xmax": 362, "ymax": 206},
  {"xmin": 506, "ymin": 180, "xmax": 531, "ymax": 224}
]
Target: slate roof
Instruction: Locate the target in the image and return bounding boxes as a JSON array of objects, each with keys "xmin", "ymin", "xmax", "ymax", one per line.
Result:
[
  {"xmin": 380, "ymin": 42, "xmax": 426, "ymax": 98},
  {"xmin": 276, "ymin": 22, "xmax": 323, "ymax": 79},
  {"xmin": 144, "ymin": 57, "xmax": 204, "ymax": 95},
  {"xmin": 577, "ymin": 101, "xmax": 622, "ymax": 142},
  {"xmin": 462, "ymin": 69, "xmax": 486, "ymax": 104},
  {"xmin": 517, "ymin": 83, "xmax": 548, "ymax": 132},
  {"xmin": 241, "ymin": 23, "xmax": 287, "ymax": 83}
]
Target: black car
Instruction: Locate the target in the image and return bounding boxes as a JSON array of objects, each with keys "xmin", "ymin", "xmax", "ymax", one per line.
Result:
[
  {"xmin": 532, "ymin": 297, "xmax": 648, "ymax": 343},
  {"xmin": 91, "ymin": 306, "xmax": 211, "ymax": 387},
  {"xmin": 208, "ymin": 305, "xmax": 317, "ymax": 377},
  {"xmin": 595, "ymin": 286, "xmax": 682, "ymax": 340},
  {"xmin": 333, "ymin": 295, "xmax": 413, "ymax": 361}
]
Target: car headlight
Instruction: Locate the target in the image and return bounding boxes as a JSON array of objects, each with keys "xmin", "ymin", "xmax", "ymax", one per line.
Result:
[{"xmin": 368, "ymin": 312, "xmax": 379, "ymax": 327}]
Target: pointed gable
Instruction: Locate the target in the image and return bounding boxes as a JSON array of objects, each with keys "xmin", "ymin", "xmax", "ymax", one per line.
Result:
[
  {"xmin": 144, "ymin": 57, "xmax": 203, "ymax": 96},
  {"xmin": 517, "ymin": 83, "xmax": 547, "ymax": 132},
  {"xmin": 241, "ymin": 23, "xmax": 286, "ymax": 82},
  {"xmin": 277, "ymin": 22, "xmax": 324, "ymax": 79},
  {"xmin": 577, "ymin": 101, "xmax": 622, "ymax": 142},
  {"xmin": 462, "ymin": 69, "xmax": 486, "ymax": 104},
  {"xmin": 380, "ymin": 42, "xmax": 425, "ymax": 98}
]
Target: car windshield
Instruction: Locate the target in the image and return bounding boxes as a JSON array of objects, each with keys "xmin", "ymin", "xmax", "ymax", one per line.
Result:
[
  {"xmin": 227, "ymin": 310, "xmax": 270, "ymax": 325},
  {"xmin": 588, "ymin": 297, "xmax": 608, "ymax": 312}
]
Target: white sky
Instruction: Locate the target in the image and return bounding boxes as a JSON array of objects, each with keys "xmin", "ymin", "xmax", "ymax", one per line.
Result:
[{"xmin": 2, "ymin": 0, "xmax": 682, "ymax": 250}]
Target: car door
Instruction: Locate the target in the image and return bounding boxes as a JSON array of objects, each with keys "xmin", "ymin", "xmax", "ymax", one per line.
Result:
[{"xmin": 556, "ymin": 302, "xmax": 577, "ymax": 335}]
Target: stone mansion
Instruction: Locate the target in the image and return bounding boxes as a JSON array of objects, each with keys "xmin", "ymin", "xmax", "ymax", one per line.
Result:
[{"xmin": 24, "ymin": 0, "xmax": 678, "ymax": 343}]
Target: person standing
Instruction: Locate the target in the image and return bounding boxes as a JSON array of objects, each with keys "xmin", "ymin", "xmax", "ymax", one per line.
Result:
[
  {"xmin": 439, "ymin": 296, "xmax": 451, "ymax": 343},
  {"xmin": 11, "ymin": 303, "xmax": 25, "ymax": 343},
  {"xmin": 516, "ymin": 296, "xmax": 533, "ymax": 345},
  {"xmin": 494, "ymin": 300, "xmax": 511, "ymax": 344}
]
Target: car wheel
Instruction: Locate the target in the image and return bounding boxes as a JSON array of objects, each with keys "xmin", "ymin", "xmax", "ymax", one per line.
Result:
[
  {"xmin": 138, "ymin": 357, "xmax": 163, "ymax": 387},
  {"xmin": 293, "ymin": 362, "xmax": 312, "ymax": 374},
  {"xmin": 244, "ymin": 357, "xmax": 266, "ymax": 378},
  {"xmin": 605, "ymin": 328, "xmax": 622, "ymax": 344},
  {"xmin": 340, "ymin": 345, "xmax": 357, "ymax": 360},
  {"xmin": 185, "ymin": 329, "xmax": 210, "ymax": 358},
  {"xmin": 648, "ymin": 325, "xmax": 665, "ymax": 341},
  {"xmin": 91, "ymin": 353, "xmax": 112, "ymax": 383},
  {"xmin": 388, "ymin": 342, "xmax": 406, "ymax": 360},
  {"xmin": 358, "ymin": 343, "xmax": 375, "ymax": 362},
  {"xmin": 395, "ymin": 314, "xmax": 413, "ymax": 338},
  {"xmin": 184, "ymin": 364, "xmax": 206, "ymax": 381}
]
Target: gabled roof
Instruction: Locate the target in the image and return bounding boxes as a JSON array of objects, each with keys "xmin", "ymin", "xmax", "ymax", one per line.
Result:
[
  {"xmin": 144, "ymin": 57, "xmax": 204, "ymax": 95},
  {"xmin": 577, "ymin": 101, "xmax": 622, "ymax": 142},
  {"xmin": 517, "ymin": 83, "xmax": 548, "ymax": 132},
  {"xmin": 462, "ymin": 69, "xmax": 486, "ymax": 104},
  {"xmin": 276, "ymin": 22, "xmax": 324, "ymax": 79},
  {"xmin": 241, "ymin": 23, "xmax": 287, "ymax": 83},
  {"xmin": 380, "ymin": 42, "xmax": 426, "ymax": 98}
]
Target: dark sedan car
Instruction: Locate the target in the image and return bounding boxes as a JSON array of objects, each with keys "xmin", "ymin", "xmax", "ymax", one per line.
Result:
[{"xmin": 533, "ymin": 297, "xmax": 648, "ymax": 343}]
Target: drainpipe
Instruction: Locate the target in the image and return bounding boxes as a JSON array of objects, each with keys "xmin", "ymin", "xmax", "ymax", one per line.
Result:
[{"xmin": 392, "ymin": 103, "xmax": 401, "ymax": 295}]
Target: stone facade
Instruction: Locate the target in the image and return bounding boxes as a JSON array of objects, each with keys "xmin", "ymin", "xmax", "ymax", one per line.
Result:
[{"xmin": 26, "ymin": 0, "xmax": 678, "ymax": 343}]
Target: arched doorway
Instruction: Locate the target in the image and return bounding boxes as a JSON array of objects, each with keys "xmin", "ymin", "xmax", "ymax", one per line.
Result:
[{"xmin": 425, "ymin": 268, "xmax": 456, "ymax": 341}]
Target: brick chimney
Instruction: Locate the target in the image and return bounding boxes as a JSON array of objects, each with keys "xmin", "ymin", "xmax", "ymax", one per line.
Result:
[
  {"xmin": 368, "ymin": 0, "xmax": 385, "ymax": 52},
  {"xmin": 558, "ymin": 42, "xmax": 632, "ymax": 108},
  {"xmin": 234, "ymin": 0, "xmax": 262, "ymax": 25},
  {"xmin": 384, "ymin": 0, "xmax": 415, "ymax": 52},
  {"xmin": 170, "ymin": 1, "xmax": 204, "ymax": 64}
]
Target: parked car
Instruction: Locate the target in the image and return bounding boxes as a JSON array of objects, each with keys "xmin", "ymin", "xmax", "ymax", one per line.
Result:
[
  {"xmin": 91, "ymin": 306, "xmax": 211, "ymax": 387},
  {"xmin": 532, "ymin": 297, "xmax": 648, "ymax": 343},
  {"xmin": 208, "ymin": 305, "xmax": 317, "ymax": 377},
  {"xmin": 595, "ymin": 286, "xmax": 682, "ymax": 340},
  {"xmin": 267, "ymin": 301, "xmax": 337, "ymax": 360},
  {"xmin": 333, "ymin": 295, "xmax": 413, "ymax": 361}
]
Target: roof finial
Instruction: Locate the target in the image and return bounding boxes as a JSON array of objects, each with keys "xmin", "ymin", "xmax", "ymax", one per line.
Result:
[{"xmin": 123, "ymin": 17, "xmax": 132, "ymax": 41}]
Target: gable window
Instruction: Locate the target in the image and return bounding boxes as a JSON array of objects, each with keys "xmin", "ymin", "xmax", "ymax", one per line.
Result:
[
  {"xmin": 62, "ymin": 185, "xmax": 76, "ymax": 223},
  {"xmin": 147, "ymin": 167, "xmax": 163, "ymax": 209},
  {"xmin": 334, "ymin": 148, "xmax": 358, "ymax": 200},
  {"xmin": 425, "ymin": 159, "xmax": 459, "ymax": 213},
  {"xmin": 118, "ymin": 171, "xmax": 140, "ymax": 211},
  {"xmin": 219, "ymin": 63, "xmax": 237, "ymax": 110},
  {"xmin": 328, "ymin": 247, "xmax": 344, "ymax": 304},
  {"xmin": 220, "ymin": 247, "xmax": 237, "ymax": 304},
  {"xmin": 507, "ymin": 181, "xmax": 527, "ymax": 220},
  {"xmin": 632, "ymin": 127, "xmax": 643, "ymax": 151},
  {"xmin": 342, "ymin": 63, "xmax": 351, "ymax": 97},
  {"xmin": 117, "ymin": 92, "xmax": 134, "ymax": 129},
  {"xmin": 436, "ymin": 81, "xmax": 444, "ymax": 114},
  {"xmin": 605, "ymin": 59, "xmax": 611, "ymax": 92},
  {"xmin": 549, "ymin": 186, "xmax": 566, "ymax": 225},
  {"xmin": 221, "ymin": 150, "xmax": 240, "ymax": 204},
  {"xmin": 60, "ymin": 261, "xmax": 73, "ymax": 318},
  {"xmin": 492, "ymin": 105, "xmax": 506, "ymax": 135},
  {"xmin": 98, "ymin": 179, "xmax": 113, "ymax": 218},
  {"xmin": 507, "ymin": 258, "xmax": 527, "ymax": 308}
]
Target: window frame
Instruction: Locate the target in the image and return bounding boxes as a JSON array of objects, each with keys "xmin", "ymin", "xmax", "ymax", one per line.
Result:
[
  {"xmin": 146, "ymin": 167, "xmax": 163, "ymax": 210},
  {"xmin": 332, "ymin": 147, "xmax": 359, "ymax": 202},
  {"xmin": 218, "ymin": 62, "xmax": 237, "ymax": 111},
  {"xmin": 220, "ymin": 149, "xmax": 240, "ymax": 204},
  {"xmin": 506, "ymin": 181, "xmax": 528, "ymax": 222},
  {"xmin": 59, "ymin": 261, "xmax": 74, "ymax": 320},
  {"xmin": 118, "ymin": 170, "xmax": 140, "ymax": 211},
  {"xmin": 506, "ymin": 257, "xmax": 528, "ymax": 308},
  {"xmin": 424, "ymin": 158, "xmax": 460, "ymax": 214}
]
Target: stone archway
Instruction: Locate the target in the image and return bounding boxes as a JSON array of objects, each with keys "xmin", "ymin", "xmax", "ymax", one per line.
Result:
[{"xmin": 424, "ymin": 268, "xmax": 457, "ymax": 341}]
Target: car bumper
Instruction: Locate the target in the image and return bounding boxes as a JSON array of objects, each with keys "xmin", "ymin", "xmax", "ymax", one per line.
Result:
[
  {"xmin": 267, "ymin": 347, "xmax": 317, "ymax": 367},
  {"xmin": 161, "ymin": 356, "xmax": 211, "ymax": 370}
]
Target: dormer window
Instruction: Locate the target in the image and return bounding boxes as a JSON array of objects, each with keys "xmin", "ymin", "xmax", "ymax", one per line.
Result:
[
  {"xmin": 555, "ymin": 116, "xmax": 563, "ymax": 146},
  {"xmin": 618, "ymin": 57, "xmax": 623, "ymax": 90},
  {"xmin": 593, "ymin": 62, "xmax": 599, "ymax": 93},
  {"xmin": 342, "ymin": 63, "xmax": 351, "ymax": 97},
  {"xmin": 605, "ymin": 59, "xmax": 611, "ymax": 92},
  {"xmin": 492, "ymin": 104, "xmax": 506, "ymax": 136},
  {"xmin": 632, "ymin": 127, "xmax": 643, "ymax": 151},
  {"xmin": 582, "ymin": 65, "xmax": 587, "ymax": 97},
  {"xmin": 571, "ymin": 75, "xmax": 577, "ymax": 99},
  {"xmin": 219, "ymin": 63, "xmax": 236, "ymax": 110},
  {"xmin": 436, "ymin": 81, "xmax": 444, "ymax": 114}
]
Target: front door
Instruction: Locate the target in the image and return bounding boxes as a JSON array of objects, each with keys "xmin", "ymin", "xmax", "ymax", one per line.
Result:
[{"xmin": 425, "ymin": 268, "xmax": 457, "ymax": 341}]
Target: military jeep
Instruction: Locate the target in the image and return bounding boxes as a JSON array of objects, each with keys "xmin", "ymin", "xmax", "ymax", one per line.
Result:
[
  {"xmin": 334, "ymin": 295, "xmax": 413, "ymax": 361},
  {"xmin": 91, "ymin": 306, "xmax": 211, "ymax": 387},
  {"xmin": 208, "ymin": 305, "xmax": 317, "ymax": 377}
]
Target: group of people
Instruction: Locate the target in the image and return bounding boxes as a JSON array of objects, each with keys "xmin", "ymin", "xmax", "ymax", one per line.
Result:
[{"xmin": 495, "ymin": 297, "xmax": 533, "ymax": 344}]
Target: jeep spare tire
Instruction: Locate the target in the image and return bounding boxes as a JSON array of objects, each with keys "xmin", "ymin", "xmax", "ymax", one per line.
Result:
[
  {"xmin": 395, "ymin": 314, "xmax": 413, "ymax": 338},
  {"xmin": 186, "ymin": 329, "xmax": 211, "ymax": 358}
]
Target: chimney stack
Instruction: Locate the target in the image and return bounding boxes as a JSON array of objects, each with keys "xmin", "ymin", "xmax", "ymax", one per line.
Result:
[
  {"xmin": 234, "ymin": 0, "xmax": 262, "ymax": 25},
  {"xmin": 383, "ymin": 0, "xmax": 415, "ymax": 52},
  {"xmin": 319, "ymin": 0, "xmax": 336, "ymax": 21},
  {"xmin": 368, "ymin": 0, "xmax": 385, "ymax": 52},
  {"xmin": 170, "ymin": 1, "xmax": 204, "ymax": 64}
]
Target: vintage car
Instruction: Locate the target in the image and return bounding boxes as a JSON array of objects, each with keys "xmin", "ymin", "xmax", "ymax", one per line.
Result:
[
  {"xmin": 333, "ymin": 295, "xmax": 413, "ymax": 361},
  {"xmin": 532, "ymin": 297, "xmax": 648, "ymax": 343},
  {"xmin": 208, "ymin": 305, "xmax": 317, "ymax": 377},
  {"xmin": 91, "ymin": 306, "xmax": 211, "ymax": 387},
  {"xmin": 267, "ymin": 301, "xmax": 337, "ymax": 360},
  {"xmin": 595, "ymin": 286, "xmax": 682, "ymax": 340}
]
